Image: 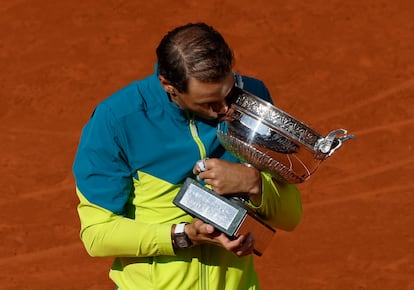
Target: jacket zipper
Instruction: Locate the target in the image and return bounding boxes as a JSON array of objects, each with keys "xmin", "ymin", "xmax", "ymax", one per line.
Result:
[
  {"xmin": 187, "ymin": 112, "xmax": 207, "ymax": 290},
  {"xmin": 188, "ymin": 113, "xmax": 206, "ymax": 160}
]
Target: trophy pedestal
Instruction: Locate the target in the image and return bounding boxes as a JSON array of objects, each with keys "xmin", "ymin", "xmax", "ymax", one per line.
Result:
[{"xmin": 174, "ymin": 178, "xmax": 275, "ymax": 256}]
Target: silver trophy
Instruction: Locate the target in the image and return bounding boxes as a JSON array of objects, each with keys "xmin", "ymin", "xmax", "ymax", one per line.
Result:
[{"xmin": 217, "ymin": 87, "xmax": 355, "ymax": 183}]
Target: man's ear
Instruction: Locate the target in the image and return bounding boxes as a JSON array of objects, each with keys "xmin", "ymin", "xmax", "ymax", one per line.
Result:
[{"xmin": 158, "ymin": 75, "xmax": 175, "ymax": 94}]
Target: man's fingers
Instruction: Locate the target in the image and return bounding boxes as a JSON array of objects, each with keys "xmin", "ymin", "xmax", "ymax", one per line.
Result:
[
  {"xmin": 201, "ymin": 223, "xmax": 215, "ymax": 234},
  {"xmin": 192, "ymin": 219, "xmax": 215, "ymax": 234},
  {"xmin": 234, "ymin": 233, "xmax": 254, "ymax": 256}
]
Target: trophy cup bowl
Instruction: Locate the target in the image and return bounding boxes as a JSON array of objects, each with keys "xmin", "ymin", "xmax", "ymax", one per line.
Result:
[{"xmin": 217, "ymin": 87, "xmax": 355, "ymax": 184}]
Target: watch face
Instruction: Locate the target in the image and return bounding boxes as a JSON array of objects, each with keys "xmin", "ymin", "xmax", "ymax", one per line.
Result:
[{"xmin": 175, "ymin": 234, "xmax": 190, "ymax": 248}]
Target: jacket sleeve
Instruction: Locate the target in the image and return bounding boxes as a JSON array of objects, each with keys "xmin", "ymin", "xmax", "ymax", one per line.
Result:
[
  {"xmin": 73, "ymin": 103, "xmax": 175, "ymax": 257},
  {"xmin": 249, "ymin": 172, "xmax": 302, "ymax": 231},
  {"xmin": 76, "ymin": 188, "xmax": 175, "ymax": 257}
]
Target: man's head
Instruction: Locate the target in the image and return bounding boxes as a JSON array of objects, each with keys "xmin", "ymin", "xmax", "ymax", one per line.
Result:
[
  {"xmin": 156, "ymin": 22, "xmax": 234, "ymax": 93},
  {"xmin": 156, "ymin": 23, "xmax": 235, "ymax": 120}
]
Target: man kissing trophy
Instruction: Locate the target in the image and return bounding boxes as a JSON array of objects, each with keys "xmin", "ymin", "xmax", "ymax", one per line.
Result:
[{"xmin": 174, "ymin": 87, "xmax": 355, "ymax": 256}]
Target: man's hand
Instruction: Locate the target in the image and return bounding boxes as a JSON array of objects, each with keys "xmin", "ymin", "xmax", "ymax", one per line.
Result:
[
  {"xmin": 185, "ymin": 218, "xmax": 254, "ymax": 257},
  {"xmin": 193, "ymin": 158, "xmax": 262, "ymax": 205}
]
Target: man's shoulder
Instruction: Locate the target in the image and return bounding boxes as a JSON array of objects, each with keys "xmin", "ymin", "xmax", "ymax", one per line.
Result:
[
  {"xmin": 98, "ymin": 74, "xmax": 161, "ymax": 119},
  {"xmin": 240, "ymin": 75, "xmax": 272, "ymax": 103},
  {"xmin": 240, "ymin": 75, "xmax": 265, "ymax": 86}
]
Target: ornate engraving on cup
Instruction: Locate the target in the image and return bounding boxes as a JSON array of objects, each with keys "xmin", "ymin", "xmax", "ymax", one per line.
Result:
[{"xmin": 234, "ymin": 92, "xmax": 321, "ymax": 151}]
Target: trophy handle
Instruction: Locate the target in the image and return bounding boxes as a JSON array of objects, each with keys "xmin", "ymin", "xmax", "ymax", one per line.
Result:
[{"xmin": 315, "ymin": 129, "xmax": 356, "ymax": 159}]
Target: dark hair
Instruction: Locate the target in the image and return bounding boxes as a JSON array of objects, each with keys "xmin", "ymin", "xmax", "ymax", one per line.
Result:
[{"xmin": 156, "ymin": 22, "xmax": 234, "ymax": 93}]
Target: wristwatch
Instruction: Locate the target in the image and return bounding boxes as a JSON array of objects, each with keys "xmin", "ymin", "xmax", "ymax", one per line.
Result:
[{"xmin": 173, "ymin": 222, "xmax": 192, "ymax": 248}]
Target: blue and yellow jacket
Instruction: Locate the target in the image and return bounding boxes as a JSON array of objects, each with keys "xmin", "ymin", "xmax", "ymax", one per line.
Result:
[{"xmin": 72, "ymin": 69, "xmax": 302, "ymax": 290}]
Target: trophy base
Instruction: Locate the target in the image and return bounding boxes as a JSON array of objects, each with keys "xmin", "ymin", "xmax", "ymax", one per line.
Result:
[{"xmin": 174, "ymin": 178, "xmax": 276, "ymax": 256}]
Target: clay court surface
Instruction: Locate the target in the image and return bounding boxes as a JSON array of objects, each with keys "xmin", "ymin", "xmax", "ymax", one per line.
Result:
[{"xmin": 1, "ymin": 1, "xmax": 413, "ymax": 289}]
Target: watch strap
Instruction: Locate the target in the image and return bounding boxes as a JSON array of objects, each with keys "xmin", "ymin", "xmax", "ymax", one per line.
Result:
[{"xmin": 174, "ymin": 222, "xmax": 187, "ymax": 234}]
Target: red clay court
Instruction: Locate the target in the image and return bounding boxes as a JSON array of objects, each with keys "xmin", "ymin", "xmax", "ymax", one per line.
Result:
[{"xmin": 1, "ymin": 1, "xmax": 413, "ymax": 289}]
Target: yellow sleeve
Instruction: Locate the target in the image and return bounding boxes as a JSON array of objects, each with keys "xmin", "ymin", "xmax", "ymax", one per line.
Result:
[
  {"xmin": 249, "ymin": 172, "xmax": 302, "ymax": 231},
  {"xmin": 76, "ymin": 188, "xmax": 175, "ymax": 257}
]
